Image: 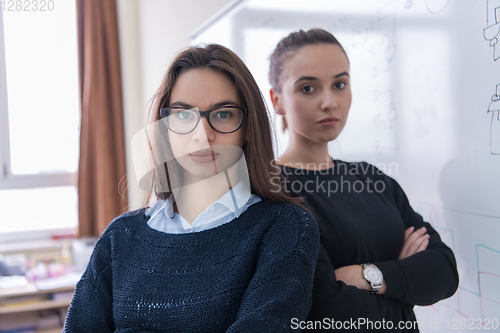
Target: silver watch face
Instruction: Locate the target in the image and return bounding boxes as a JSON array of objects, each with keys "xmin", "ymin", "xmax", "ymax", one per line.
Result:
[{"xmin": 364, "ymin": 265, "xmax": 383, "ymax": 284}]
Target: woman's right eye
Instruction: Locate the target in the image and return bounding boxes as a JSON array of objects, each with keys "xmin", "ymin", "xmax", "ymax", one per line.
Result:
[
  {"xmin": 175, "ymin": 110, "xmax": 192, "ymax": 119},
  {"xmin": 301, "ymin": 85, "xmax": 315, "ymax": 94}
]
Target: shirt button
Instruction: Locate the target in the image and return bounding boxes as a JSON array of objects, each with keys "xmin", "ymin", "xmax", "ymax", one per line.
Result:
[{"xmin": 210, "ymin": 206, "xmax": 216, "ymax": 212}]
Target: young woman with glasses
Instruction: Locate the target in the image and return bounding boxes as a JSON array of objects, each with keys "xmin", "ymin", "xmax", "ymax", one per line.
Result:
[
  {"xmin": 64, "ymin": 44, "xmax": 319, "ymax": 332},
  {"xmin": 269, "ymin": 29, "xmax": 459, "ymax": 332}
]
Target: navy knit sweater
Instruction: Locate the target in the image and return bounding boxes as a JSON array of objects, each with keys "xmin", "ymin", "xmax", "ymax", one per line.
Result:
[{"xmin": 64, "ymin": 201, "xmax": 320, "ymax": 332}]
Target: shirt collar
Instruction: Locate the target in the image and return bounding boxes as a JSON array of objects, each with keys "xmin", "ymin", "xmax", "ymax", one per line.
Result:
[
  {"xmin": 147, "ymin": 153, "xmax": 252, "ymax": 221},
  {"xmin": 159, "ymin": 180, "xmax": 251, "ymax": 221},
  {"xmin": 213, "ymin": 181, "xmax": 251, "ymax": 217}
]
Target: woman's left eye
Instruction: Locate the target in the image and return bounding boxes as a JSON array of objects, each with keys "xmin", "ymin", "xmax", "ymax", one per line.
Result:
[
  {"xmin": 215, "ymin": 110, "xmax": 232, "ymax": 119},
  {"xmin": 334, "ymin": 82, "xmax": 347, "ymax": 89},
  {"xmin": 301, "ymin": 85, "xmax": 315, "ymax": 93}
]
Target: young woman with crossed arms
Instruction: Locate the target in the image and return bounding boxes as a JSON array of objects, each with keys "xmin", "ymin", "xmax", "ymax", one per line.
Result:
[{"xmin": 269, "ymin": 29, "xmax": 458, "ymax": 332}]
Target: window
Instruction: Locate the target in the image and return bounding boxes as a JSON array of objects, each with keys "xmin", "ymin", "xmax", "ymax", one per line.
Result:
[{"xmin": 0, "ymin": 2, "xmax": 80, "ymax": 242}]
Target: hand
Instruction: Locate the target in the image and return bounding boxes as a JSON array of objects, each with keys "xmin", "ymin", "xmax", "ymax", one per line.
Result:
[
  {"xmin": 335, "ymin": 265, "xmax": 387, "ymax": 295},
  {"xmin": 398, "ymin": 226, "xmax": 430, "ymax": 260},
  {"xmin": 335, "ymin": 265, "xmax": 367, "ymax": 290}
]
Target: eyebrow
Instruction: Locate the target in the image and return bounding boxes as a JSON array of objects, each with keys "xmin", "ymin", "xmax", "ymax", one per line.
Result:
[
  {"xmin": 169, "ymin": 100, "xmax": 240, "ymax": 109},
  {"xmin": 294, "ymin": 71, "xmax": 350, "ymax": 85}
]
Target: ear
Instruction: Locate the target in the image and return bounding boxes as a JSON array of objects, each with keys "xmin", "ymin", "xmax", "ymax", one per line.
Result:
[{"xmin": 270, "ymin": 88, "xmax": 284, "ymax": 115}]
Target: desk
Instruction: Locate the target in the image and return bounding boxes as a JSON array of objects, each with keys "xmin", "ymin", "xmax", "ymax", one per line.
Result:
[{"xmin": 0, "ymin": 284, "xmax": 74, "ymax": 333}]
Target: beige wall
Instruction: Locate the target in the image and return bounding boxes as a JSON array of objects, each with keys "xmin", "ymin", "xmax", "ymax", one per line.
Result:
[{"xmin": 117, "ymin": 0, "xmax": 234, "ymax": 210}]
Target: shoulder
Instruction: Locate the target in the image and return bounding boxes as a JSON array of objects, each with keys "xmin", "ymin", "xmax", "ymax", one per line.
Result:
[
  {"xmin": 247, "ymin": 201, "xmax": 316, "ymax": 225},
  {"xmin": 341, "ymin": 160, "xmax": 413, "ymax": 203},
  {"xmin": 80, "ymin": 210, "xmax": 147, "ymax": 279},
  {"xmin": 337, "ymin": 160, "xmax": 400, "ymax": 184},
  {"xmin": 276, "ymin": 202, "xmax": 318, "ymax": 234},
  {"xmin": 247, "ymin": 201, "xmax": 319, "ymax": 245},
  {"xmin": 99, "ymin": 208, "xmax": 148, "ymax": 239}
]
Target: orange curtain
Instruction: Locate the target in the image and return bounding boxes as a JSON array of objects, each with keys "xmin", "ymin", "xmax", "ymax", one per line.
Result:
[{"xmin": 77, "ymin": 0, "xmax": 128, "ymax": 238}]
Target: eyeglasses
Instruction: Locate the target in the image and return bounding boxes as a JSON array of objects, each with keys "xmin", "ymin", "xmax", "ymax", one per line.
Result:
[{"xmin": 160, "ymin": 106, "xmax": 247, "ymax": 134}]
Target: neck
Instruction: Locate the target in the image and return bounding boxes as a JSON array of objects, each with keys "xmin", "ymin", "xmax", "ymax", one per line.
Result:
[
  {"xmin": 174, "ymin": 166, "xmax": 240, "ymax": 224},
  {"xmin": 278, "ymin": 134, "xmax": 333, "ymax": 170}
]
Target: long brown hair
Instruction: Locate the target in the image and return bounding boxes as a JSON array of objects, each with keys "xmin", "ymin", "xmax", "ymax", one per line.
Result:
[{"xmin": 143, "ymin": 43, "xmax": 301, "ymax": 206}]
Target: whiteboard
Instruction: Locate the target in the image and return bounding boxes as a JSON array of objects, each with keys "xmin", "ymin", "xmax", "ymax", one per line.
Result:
[{"xmin": 192, "ymin": 0, "xmax": 500, "ymax": 330}]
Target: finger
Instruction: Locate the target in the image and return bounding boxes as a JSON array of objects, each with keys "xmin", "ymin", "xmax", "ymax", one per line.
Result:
[
  {"xmin": 399, "ymin": 227, "xmax": 427, "ymax": 259},
  {"xmin": 415, "ymin": 226, "xmax": 427, "ymax": 235},
  {"xmin": 401, "ymin": 227, "xmax": 421, "ymax": 250},
  {"xmin": 406, "ymin": 235, "xmax": 429, "ymax": 256},
  {"xmin": 400, "ymin": 232, "xmax": 428, "ymax": 259},
  {"xmin": 399, "ymin": 241, "xmax": 414, "ymax": 259},
  {"xmin": 404, "ymin": 226, "xmax": 414, "ymax": 240},
  {"xmin": 416, "ymin": 235, "xmax": 430, "ymax": 253},
  {"xmin": 399, "ymin": 243, "xmax": 410, "ymax": 260},
  {"xmin": 399, "ymin": 235, "xmax": 415, "ymax": 259},
  {"xmin": 403, "ymin": 228, "xmax": 425, "ymax": 248},
  {"xmin": 405, "ymin": 227, "xmax": 427, "ymax": 244}
]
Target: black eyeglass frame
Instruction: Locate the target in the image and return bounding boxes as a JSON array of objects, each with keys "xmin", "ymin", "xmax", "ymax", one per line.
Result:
[{"xmin": 160, "ymin": 106, "xmax": 247, "ymax": 134}]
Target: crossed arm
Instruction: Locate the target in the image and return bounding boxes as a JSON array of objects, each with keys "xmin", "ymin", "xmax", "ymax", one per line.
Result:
[
  {"xmin": 305, "ymin": 175, "xmax": 459, "ymax": 331},
  {"xmin": 335, "ymin": 225, "xmax": 430, "ymax": 294}
]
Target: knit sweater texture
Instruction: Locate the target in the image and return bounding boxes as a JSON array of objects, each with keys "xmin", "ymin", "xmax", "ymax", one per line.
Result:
[
  {"xmin": 63, "ymin": 201, "xmax": 320, "ymax": 332},
  {"xmin": 280, "ymin": 160, "xmax": 459, "ymax": 332}
]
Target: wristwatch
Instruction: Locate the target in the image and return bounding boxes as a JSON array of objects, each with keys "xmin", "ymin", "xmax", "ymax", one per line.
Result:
[{"xmin": 361, "ymin": 263, "xmax": 383, "ymax": 293}]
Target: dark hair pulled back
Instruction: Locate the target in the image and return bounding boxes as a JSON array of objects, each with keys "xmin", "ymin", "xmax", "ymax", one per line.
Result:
[{"xmin": 268, "ymin": 28, "xmax": 347, "ymax": 93}]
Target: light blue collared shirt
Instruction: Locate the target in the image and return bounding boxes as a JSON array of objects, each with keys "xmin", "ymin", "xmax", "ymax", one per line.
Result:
[{"xmin": 145, "ymin": 181, "xmax": 262, "ymax": 234}]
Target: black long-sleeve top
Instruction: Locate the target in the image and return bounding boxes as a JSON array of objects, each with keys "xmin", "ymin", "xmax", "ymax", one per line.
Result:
[{"xmin": 280, "ymin": 160, "xmax": 459, "ymax": 332}]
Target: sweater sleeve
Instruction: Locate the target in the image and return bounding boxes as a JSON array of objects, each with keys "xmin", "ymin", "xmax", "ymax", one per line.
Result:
[
  {"xmin": 226, "ymin": 207, "xmax": 320, "ymax": 333},
  {"xmin": 63, "ymin": 233, "xmax": 115, "ymax": 332},
  {"xmin": 373, "ymin": 176, "xmax": 459, "ymax": 305},
  {"xmin": 305, "ymin": 245, "xmax": 417, "ymax": 333}
]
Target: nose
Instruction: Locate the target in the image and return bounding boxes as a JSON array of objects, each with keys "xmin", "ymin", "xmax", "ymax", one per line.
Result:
[
  {"xmin": 191, "ymin": 116, "xmax": 215, "ymax": 144},
  {"xmin": 320, "ymin": 90, "xmax": 338, "ymax": 111}
]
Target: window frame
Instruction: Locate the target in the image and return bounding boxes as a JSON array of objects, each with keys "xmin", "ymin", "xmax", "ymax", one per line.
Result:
[{"xmin": 0, "ymin": 9, "xmax": 78, "ymax": 243}]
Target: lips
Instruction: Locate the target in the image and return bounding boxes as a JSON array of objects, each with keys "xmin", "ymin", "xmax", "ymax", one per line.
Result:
[
  {"xmin": 319, "ymin": 117, "xmax": 340, "ymax": 125},
  {"xmin": 189, "ymin": 149, "xmax": 219, "ymax": 163}
]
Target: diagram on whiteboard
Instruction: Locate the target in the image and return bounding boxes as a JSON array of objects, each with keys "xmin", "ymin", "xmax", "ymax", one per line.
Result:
[
  {"xmin": 369, "ymin": 13, "xmax": 397, "ymax": 77},
  {"xmin": 413, "ymin": 204, "xmax": 500, "ymax": 325},
  {"xmin": 487, "ymin": 84, "xmax": 500, "ymax": 155},
  {"xmin": 477, "ymin": 246, "xmax": 500, "ymax": 319},
  {"xmin": 425, "ymin": 0, "xmax": 452, "ymax": 14},
  {"xmin": 372, "ymin": 89, "xmax": 399, "ymax": 152},
  {"xmin": 483, "ymin": 0, "xmax": 500, "ymax": 61}
]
